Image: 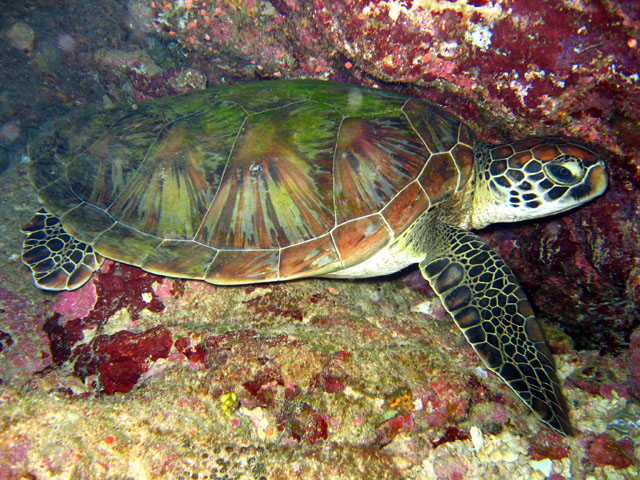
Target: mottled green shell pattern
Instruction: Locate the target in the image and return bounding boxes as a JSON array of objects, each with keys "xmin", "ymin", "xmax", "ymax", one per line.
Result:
[{"xmin": 29, "ymin": 80, "xmax": 474, "ymax": 283}]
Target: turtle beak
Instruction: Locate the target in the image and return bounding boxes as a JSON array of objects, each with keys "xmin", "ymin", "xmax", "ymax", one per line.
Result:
[
  {"xmin": 590, "ymin": 159, "xmax": 608, "ymax": 196},
  {"xmin": 570, "ymin": 158, "xmax": 608, "ymax": 203}
]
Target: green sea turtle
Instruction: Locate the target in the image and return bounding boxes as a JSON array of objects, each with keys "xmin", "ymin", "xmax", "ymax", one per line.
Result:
[{"xmin": 22, "ymin": 79, "xmax": 607, "ymax": 435}]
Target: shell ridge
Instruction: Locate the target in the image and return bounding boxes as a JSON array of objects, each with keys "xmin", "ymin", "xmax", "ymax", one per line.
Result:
[
  {"xmin": 331, "ymin": 115, "xmax": 347, "ymax": 230},
  {"xmin": 275, "ymin": 244, "xmax": 282, "ymax": 281},
  {"xmin": 202, "ymin": 249, "xmax": 220, "ymax": 279},
  {"xmin": 137, "ymin": 232, "xmax": 182, "ymax": 267},
  {"xmin": 377, "ymin": 214, "xmax": 395, "ymax": 241},
  {"xmin": 31, "ymin": 171, "xmax": 63, "ymax": 193},
  {"xmin": 97, "ymin": 219, "xmax": 164, "ymax": 244},
  {"xmin": 36, "ymin": 178, "xmax": 83, "ymax": 211},
  {"xmin": 331, "ymin": 211, "xmax": 392, "ymax": 267},
  {"xmin": 69, "ymin": 114, "xmax": 123, "ymax": 162},
  {"xmin": 232, "ymin": 101, "xmax": 250, "ymax": 117},
  {"xmin": 450, "ymin": 124, "xmax": 465, "ymax": 193},
  {"xmin": 36, "ymin": 126, "xmax": 114, "ymax": 213},
  {"xmin": 90, "ymin": 219, "xmax": 116, "ymax": 247},
  {"xmin": 328, "ymin": 225, "xmax": 345, "ymax": 269},
  {"xmin": 56, "ymin": 199, "xmax": 86, "ymax": 220},
  {"xmin": 400, "ymin": 99, "xmax": 433, "ymax": 182}
]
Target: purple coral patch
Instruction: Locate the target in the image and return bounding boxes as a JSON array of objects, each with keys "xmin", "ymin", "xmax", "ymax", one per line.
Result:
[
  {"xmin": 277, "ymin": 400, "xmax": 329, "ymax": 445},
  {"xmin": 89, "ymin": 261, "xmax": 165, "ymax": 322},
  {"xmin": 79, "ymin": 326, "xmax": 173, "ymax": 395},
  {"xmin": 52, "ymin": 280, "xmax": 98, "ymax": 320},
  {"xmin": 587, "ymin": 433, "xmax": 634, "ymax": 469},
  {"xmin": 528, "ymin": 429, "xmax": 568, "ymax": 460},
  {"xmin": 174, "ymin": 336, "xmax": 206, "ymax": 365}
]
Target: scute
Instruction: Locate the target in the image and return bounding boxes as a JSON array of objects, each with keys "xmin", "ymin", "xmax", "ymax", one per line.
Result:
[
  {"xmin": 93, "ymin": 222, "xmax": 162, "ymax": 266},
  {"xmin": 206, "ymin": 249, "xmax": 279, "ymax": 283},
  {"xmin": 141, "ymin": 240, "xmax": 216, "ymax": 279},
  {"xmin": 381, "ymin": 182, "xmax": 430, "ymax": 234},
  {"xmin": 60, "ymin": 203, "xmax": 114, "ymax": 244},
  {"xmin": 36, "ymin": 179, "xmax": 82, "ymax": 217},
  {"xmin": 402, "ymin": 99, "xmax": 461, "ymax": 152},
  {"xmin": 419, "ymin": 153, "xmax": 460, "ymax": 203},
  {"xmin": 332, "ymin": 214, "xmax": 392, "ymax": 268},
  {"xmin": 195, "ymin": 101, "xmax": 339, "ymax": 249},
  {"xmin": 334, "ymin": 115, "xmax": 428, "ymax": 223},
  {"xmin": 280, "ymin": 234, "xmax": 342, "ymax": 279}
]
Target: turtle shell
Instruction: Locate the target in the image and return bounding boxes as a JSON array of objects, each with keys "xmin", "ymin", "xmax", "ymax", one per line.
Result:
[{"xmin": 29, "ymin": 80, "xmax": 475, "ymax": 284}]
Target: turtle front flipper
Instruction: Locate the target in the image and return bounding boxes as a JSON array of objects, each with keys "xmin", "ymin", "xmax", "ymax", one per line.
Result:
[
  {"xmin": 418, "ymin": 221, "xmax": 572, "ymax": 435},
  {"xmin": 21, "ymin": 209, "xmax": 104, "ymax": 291}
]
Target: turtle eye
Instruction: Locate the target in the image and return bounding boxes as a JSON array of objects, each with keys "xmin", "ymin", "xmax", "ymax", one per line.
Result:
[{"xmin": 544, "ymin": 156, "xmax": 584, "ymax": 185}]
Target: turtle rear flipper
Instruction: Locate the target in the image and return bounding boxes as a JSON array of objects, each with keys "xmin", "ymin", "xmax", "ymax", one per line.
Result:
[
  {"xmin": 418, "ymin": 221, "xmax": 572, "ymax": 436},
  {"xmin": 21, "ymin": 209, "xmax": 103, "ymax": 291}
]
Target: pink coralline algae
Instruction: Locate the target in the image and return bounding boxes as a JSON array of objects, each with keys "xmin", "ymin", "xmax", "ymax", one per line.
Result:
[
  {"xmin": 73, "ymin": 326, "xmax": 173, "ymax": 394},
  {"xmin": 174, "ymin": 336, "xmax": 206, "ymax": 365},
  {"xmin": 0, "ymin": 433, "xmax": 31, "ymax": 480},
  {"xmin": 566, "ymin": 356, "xmax": 631, "ymax": 401},
  {"xmin": 587, "ymin": 433, "xmax": 634, "ymax": 469},
  {"xmin": 527, "ymin": 429, "xmax": 569, "ymax": 460},
  {"xmin": 52, "ymin": 280, "xmax": 98, "ymax": 320},
  {"xmin": 421, "ymin": 380, "xmax": 470, "ymax": 428},
  {"xmin": 129, "ymin": 67, "xmax": 208, "ymax": 101},
  {"xmin": 242, "ymin": 285, "xmax": 304, "ymax": 322},
  {"xmin": 92, "ymin": 47, "xmax": 207, "ymax": 102},
  {"xmin": 39, "ymin": 260, "xmax": 169, "ymax": 391},
  {"xmin": 313, "ymin": 372, "xmax": 346, "ymax": 393},
  {"xmin": 202, "ymin": 329, "xmax": 311, "ymax": 401},
  {"xmin": 277, "ymin": 399, "xmax": 329, "ymax": 445},
  {"xmin": 87, "ymin": 261, "xmax": 165, "ymax": 323},
  {"xmin": 243, "ymin": 372, "xmax": 285, "ymax": 408},
  {"xmin": 150, "ymin": 0, "xmax": 322, "ymax": 78},
  {"xmin": 0, "ymin": 284, "xmax": 51, "ymax": 380},
  {"xmin": 377, "ymin": 413, "xmax": 415, "ymax": 446}
]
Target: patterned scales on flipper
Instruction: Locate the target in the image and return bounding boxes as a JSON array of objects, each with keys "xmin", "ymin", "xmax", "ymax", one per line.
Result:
[
  {"xmin": 21, "ymin": 209, "xmax": 104, "ymax": 291},
  {"xmin": 419, "ymin": 221, "xmax": 572, "ymax": 435}
]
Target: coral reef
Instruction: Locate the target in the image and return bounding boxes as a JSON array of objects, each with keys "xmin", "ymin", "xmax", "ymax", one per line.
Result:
[{"xmin": 0, "ymin": 0, "xmax": 638, "ymax": 478}]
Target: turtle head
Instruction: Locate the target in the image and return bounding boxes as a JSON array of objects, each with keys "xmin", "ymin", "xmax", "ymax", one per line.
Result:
[{"xmin": 470, "ymin": 138, "xmax": 608, "ymax": 228}]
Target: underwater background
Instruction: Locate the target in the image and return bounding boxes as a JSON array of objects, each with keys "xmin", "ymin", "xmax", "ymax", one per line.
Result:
[{"xmin": 0, "ymin": 0, "xmax": 638, "ymax": 478}]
